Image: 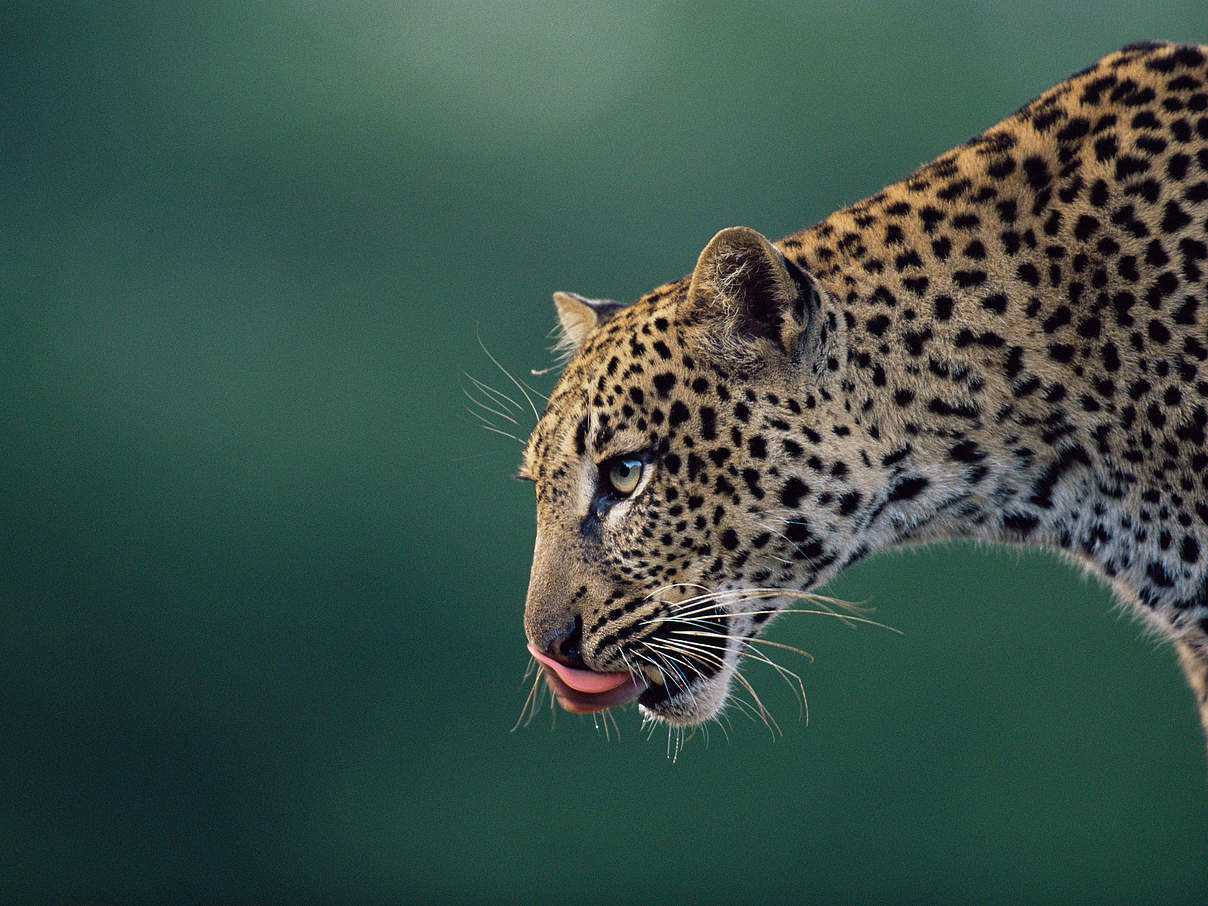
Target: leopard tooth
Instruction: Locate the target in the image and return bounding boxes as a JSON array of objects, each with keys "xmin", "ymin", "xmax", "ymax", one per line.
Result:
[{"xmin": 642, "ymin": 664, "xmax": 665, "ymax": 685}]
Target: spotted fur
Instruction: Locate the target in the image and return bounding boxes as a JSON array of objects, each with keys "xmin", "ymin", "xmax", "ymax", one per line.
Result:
[{"xmin": 521, "ymin": 42, "xmax": 1208, "ymax": 743}]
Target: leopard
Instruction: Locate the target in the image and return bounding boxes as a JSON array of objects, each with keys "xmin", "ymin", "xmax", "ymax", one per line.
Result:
[{"xmin": 517, "ymin": 41, "xmax": 1208, "ymax": 751}]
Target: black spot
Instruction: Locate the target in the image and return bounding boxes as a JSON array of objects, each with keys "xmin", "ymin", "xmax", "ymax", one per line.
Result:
[
  {"xmin": 1073, "ymin": 214, "xmax": 1100, "ymax": 240},
  {"xmin": 1042, "ymin": 306, "xmax": 1071, "ymax": 333},
  {"xmin": 1056, "ymin": 117, "xmax": 1090, "ymax": 143},
  {"xmin": 669, "ymin": 401, "xmax": 690, "ymax": 428},
  {"xmin": 987, "ymin": 158, "xmax": 1015, "ymax": 179},
  {"xmin": 1174, "ymin": 298, "xmax": 1199, "ymax": 326},
  {"xmin": 1047, "ymin": 343, "xmax": 1075, "ymax": 363},
  {"xmin": 720, "ymin": 528, "xmax": 739, "ymax": 551},
  {"xmin": 867, "ymin": 314, "xmax": 891, "ymax": 336},
  {"xmin": 748, "ymin": 436, "xmax": 767, "ymax": 458},
  {"xmin": 1115, "ymin": 155, "xmax": 1149, "ymax": 179},
  {"xmin": 1181, "ymin": 535, "xmax": 1201, "ymax": 564},
  {"xmin": 1005, "ymin": 346, "xmax": 1025, "ymax": 379},
  {"xmin": 1002, "ymin": 512, "xmax": 1039, "ymax": 535},
  {"xmin": 838, "ymin": 491, "xmax": 863, "ymax": 516},
  {"xmin": 1028, "ymin": 444, "xmax": 1090, "ymax": 509},
  {"xmin": 1077, "ymin": 316, "xmax": 1102, "ymax": 339},
  {"xmin": 1146, "ymin": 560, "xmax": 1175, "ymax": 588},
  {"xmin": 934, "ymin": 295, "xmax": 954, "ymax": 320},
  {"xmin": 652, "ymin": 373, "xmax": 675, "ymax": 398},
  {"xmin": 954, "ymin": 329, "xmax": 1005, "ymax": 349},
  {"xmin": 903, "ymin": 329, "xmax": 932, "ymax": 356},
  {"xmin": 1163, "ymin": 200, "xmax": 1192, "ymax": 232},
  {"xmin": 741, "ymin": 468, "xmax": 764, "ymax": 499},
  {"xmin": 652, "ymin": 340, "xmax": 672, "ymax": 360},
  {"xmin": 928, "ymin": 397, "xmax": 979, "ymax": 419},
  {"xmin": 949, "ymin": 440, "xmax": 986, "ymax": 463},
  {"xmin": 1013, "ymin": 376, "xmax": 1042, "ymax": 398},
  {"xmin": 1022, "ymin": 155, "xmax": 1051, "ymax": 190},
  {"xmin": 780, "ymin": 477, "xmax": 809, "ymax": 508},
  {"xmin": 1094, "ymin": 134, "xmax": 1119, "ymax": 161},
  {"xmin": 981, "ymin": 293, "xmax": 1008, "ymax": 315},
  {"xmin": 888, "ymin": 476, "xmax": 930, "ymax": 502}
]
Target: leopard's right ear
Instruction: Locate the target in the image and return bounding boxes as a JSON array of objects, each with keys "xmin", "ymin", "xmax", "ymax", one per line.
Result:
[
  {"xmin": 681, "ymin": 226, "xmax": 824, "ymax": 371},
  {"xmin": 553, "ymin": 291, "xmax": 627, "ymax": 353}
]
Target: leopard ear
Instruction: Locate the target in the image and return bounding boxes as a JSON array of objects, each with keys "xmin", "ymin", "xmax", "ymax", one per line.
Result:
[
  {"xmin": 553, "ymin": 291, "xmax": 626, "ymax": 353},
  {"xmin": 684, "ymin": 226, "xmax": 817, "ymax": 361}
]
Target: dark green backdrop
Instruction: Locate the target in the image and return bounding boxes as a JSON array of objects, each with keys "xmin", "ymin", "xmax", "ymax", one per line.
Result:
[{"xmin": 4, "ymin": 2, "xmax": 1207, "ymax": 902}]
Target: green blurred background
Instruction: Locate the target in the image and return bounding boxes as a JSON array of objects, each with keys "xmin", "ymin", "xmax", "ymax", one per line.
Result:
[{"xmin": 4, "ymin": 2, "xmax": 1207, "ymax": 901}]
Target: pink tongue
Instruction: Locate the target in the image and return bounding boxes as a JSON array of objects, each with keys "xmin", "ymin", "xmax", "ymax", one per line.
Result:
[{"xmin": 526, "ymin": 643, "xmax": 632, "ymax": 694}]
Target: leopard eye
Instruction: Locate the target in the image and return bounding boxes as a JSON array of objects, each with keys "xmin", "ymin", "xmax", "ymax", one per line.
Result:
[{"xmin": 602, "ymin": 456, "xmax": 644, "ymax": 497}]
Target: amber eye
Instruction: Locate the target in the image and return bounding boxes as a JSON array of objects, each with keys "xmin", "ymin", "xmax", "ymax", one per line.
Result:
[{"xmin": 602, "ymin": 456, "xmax": 643, "ymax": 497}]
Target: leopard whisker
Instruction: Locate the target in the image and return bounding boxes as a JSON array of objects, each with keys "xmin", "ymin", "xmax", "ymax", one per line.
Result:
[
  {"xmin": 641, "ymin": 645, "xmax": 704, "ymax": 690},
  {"xmin": 648, "ymin": 635, "xmax": 782, "ymax": 736},
  {"xmin": 642, "ymin": 581, "xmax": 712, "ymax": 602},
  {"xmin": 662, "ymin": 597, "xmax": 895, "ymax": 633},
  {"xmin": 476, "ymin": 326, "xmax": 544, "ymax": 420},
  {"xmin": 631, "ymin": 646, "xmax": 696, "ymax": 701},
  {"xmin": 659, "ymin": 629, "xmax": 809, "ymax": 721},
  {"xmin": 728, "ymin": 663, "xmax": 782, "ymax": 737},
  {"xmin": 653, "ymin": 588, "xmax": 879, "ymax": 628},
  {"xmin": 649, "ymin": 636, "xmax": 728, "ymax": 670},
  {"xmin": 462, "ymin": 383, "xmax": 522, "ymax": 426},
  {"xmin": 462, "ymin": 371, "xmax": 525, "ymax": 416},
  {"xmin": 733, "ymin": 607, "xmax": 903, "ymax": 634},
  {"xmin": 669, "ymin": 629, "xmax": 815, "ymax": 664},
  {"xmin": 653, "ymin": 584, "xmax": 865, "ymax": 615},
  {"xmin": 735, "ymin": 645, "xmax": 809, "ymax": 722},
  {"xmin": 511, "ymin": 664, "xmax": 546, "ymax": 731},
  {"xmin": 464, "ymin": 407, "xmax": 527, "ymax": 445}
]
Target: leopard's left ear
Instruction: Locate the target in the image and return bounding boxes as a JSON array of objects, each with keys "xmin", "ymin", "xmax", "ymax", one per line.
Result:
[
  {"xmin": 684, "ymin": 226, "xmax": 818, "ymax": 363},
  {"xmin": 553, "ymin": 291, "xmax": 627, "ymax": 353}
]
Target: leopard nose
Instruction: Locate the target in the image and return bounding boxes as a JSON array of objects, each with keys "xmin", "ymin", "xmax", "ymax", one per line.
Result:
[{"xmin": 545, "ymin": 615, "xmax": 587, "ymax": 670}]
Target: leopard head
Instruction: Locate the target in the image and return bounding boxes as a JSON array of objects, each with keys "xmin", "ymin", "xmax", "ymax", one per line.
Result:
[{"xmin": 520, "ymin": 226, "xmax": 870, "ymax": 726}]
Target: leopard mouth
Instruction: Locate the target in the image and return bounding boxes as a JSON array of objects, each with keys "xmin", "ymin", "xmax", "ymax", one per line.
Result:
[
  {"xmin": 526, "ymin": 643, "xmax": 648, "ymax": 712},
  {"xmin": 526, "ymin": 638, "xmax": 724, "ymax": 720}
]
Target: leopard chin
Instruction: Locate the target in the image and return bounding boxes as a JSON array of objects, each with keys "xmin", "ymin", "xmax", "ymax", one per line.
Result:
[{"xmin": 635, "ymin": 659, "xmax": 737, "ymax": 726}]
